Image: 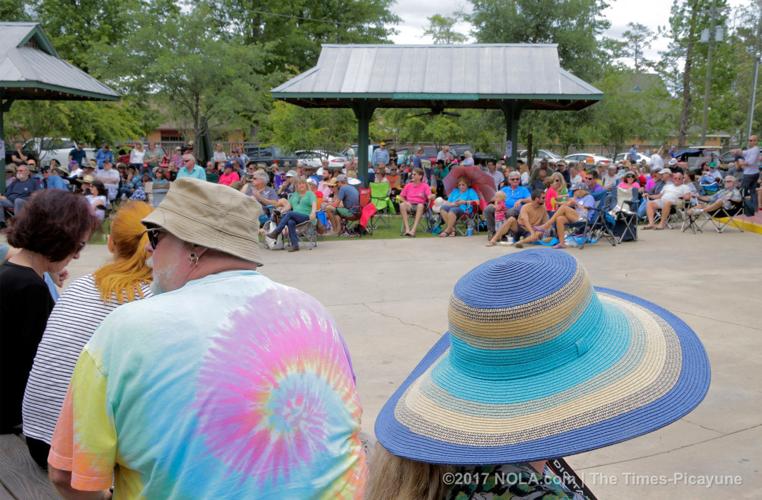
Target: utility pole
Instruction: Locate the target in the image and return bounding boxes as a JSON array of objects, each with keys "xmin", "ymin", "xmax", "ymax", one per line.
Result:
[{"xmin": 700, "ymin": 3, "xmax": 723, "ymax": 145}]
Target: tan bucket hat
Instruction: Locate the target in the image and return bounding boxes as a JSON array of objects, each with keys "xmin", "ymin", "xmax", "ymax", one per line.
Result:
[{"xmin": 142, "ymin": 178, "xmax": 264, "ymax": 265}]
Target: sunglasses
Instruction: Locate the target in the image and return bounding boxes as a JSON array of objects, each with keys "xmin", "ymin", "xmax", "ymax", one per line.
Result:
[
  {"xmin": 145, "ymin": 227, "xmax": 167, "ymax": 249},
  {"xmin": 509, "ymin": 178, "xmax": 520, "ymax": 181}
]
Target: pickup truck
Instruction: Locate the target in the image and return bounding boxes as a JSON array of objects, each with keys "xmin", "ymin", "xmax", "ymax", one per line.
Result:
[{"xmin": 244, "ymin": 146, "xmax": 299, "ymax": 167}]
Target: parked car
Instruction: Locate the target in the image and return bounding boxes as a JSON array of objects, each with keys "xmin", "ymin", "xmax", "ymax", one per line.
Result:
[
  {"xmin": 8, "ymin": 138, "xmax": 94, "ymax": 167},
  {"xmin": 450, "ymin": 143, "xmax": 474, "ymax": 159},
  {"xmin": 673, "ymin": 147, "xmax": 722, "ymax": 172},
  {"xmin": 518, "ymin": 149, "xmax": 562, "ymax": 165},
  {"xmin": 564, "ymin": 153, "xmax": 612, "ymax": 168},
  {"xmin": 244, "ymin": 146, "xmax": 299, "ymax": 167},
  {"xmin": 294, "ymin": 150, "xmax": 347, "ymax": 169},
  {"xmin": 614, "ymin": 152, "xmax": 652, "ymax": 166}
]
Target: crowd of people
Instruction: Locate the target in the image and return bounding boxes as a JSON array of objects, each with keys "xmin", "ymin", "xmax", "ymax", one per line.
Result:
[{"xmin": 0, "ymin": 174, "xmax": 713, "ymax": 498}]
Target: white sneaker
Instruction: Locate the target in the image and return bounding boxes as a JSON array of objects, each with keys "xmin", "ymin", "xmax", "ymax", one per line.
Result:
[{"xmin": 506, "ymin": 236, "xmax": 514, "ymax": 244}]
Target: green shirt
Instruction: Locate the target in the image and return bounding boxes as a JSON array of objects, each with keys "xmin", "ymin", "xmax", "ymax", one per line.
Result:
[{"xmin": 288, "ymin": 190, "xmax": 316, "ymax": 216}]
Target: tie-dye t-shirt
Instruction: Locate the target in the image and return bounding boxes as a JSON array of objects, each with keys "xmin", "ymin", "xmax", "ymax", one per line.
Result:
[{"xmin": 48, "ymin": 270, "xmax": 367, "ymax": 499}]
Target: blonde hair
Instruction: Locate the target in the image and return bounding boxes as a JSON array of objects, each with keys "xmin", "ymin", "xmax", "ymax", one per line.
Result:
[
  {"xmin": 93, "ymin": 201, "xmax": 153, "ymax": 303},
  {"xmin": 550, "ymin": 172, "xmax": 567, "ymax": 194},
  {"xmin": 366, "ymin": 444, "xmax": 454, "ymax": 500},
  {"xmin": 494, "ymin": 191, "xmax": 507, "ymax": 201}
]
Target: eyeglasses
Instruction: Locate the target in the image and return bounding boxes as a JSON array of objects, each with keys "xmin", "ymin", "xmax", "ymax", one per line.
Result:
[
  {"xmin": 145, "ymin": 227, "xmax": 167, "ymax": 249},
  {"xmin": 509, "ymin": 178, "xmax": 520, "ymax": 182}
]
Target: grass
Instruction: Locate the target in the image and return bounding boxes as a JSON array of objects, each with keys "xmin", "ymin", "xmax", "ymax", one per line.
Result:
[{"xmin": 320, "ymin": 214, "xmax": 440, "ymax": 240}]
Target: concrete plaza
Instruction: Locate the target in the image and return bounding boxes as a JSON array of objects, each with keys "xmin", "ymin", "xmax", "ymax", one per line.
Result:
[{"xmin": 57, "ymin": 228, "xmax": 762, "ymax": 498}]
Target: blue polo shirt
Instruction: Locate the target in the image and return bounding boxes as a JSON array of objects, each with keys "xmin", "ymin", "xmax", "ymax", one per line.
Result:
[
  {"xmin": 175, "ymin": 165, "xmax": 207, "ymax": 181},
  {"xmin": 499, "ymin": 185, "xmax": 531, "ymax": 209}
]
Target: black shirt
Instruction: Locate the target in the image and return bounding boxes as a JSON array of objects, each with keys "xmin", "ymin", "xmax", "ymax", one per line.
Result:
[{"xmin": 0, "ymin": 261, "xmax": 55, "ymax": 434}]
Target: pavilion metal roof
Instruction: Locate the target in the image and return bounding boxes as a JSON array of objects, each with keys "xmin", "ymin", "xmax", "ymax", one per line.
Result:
[
  {"xmin": 272, "ymin": 44, "xmax": 602, "ymax": 111},
  {"xmin": 0, "ymin": 23, "xmax": 118, "ymax": 101}
]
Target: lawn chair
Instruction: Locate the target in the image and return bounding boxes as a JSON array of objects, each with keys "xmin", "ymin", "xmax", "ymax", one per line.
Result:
[
  {"xmin": 454, "ymin": 200, "xmax": 481, "ymax": 236},
  {"xmin": 704, "ymin": 202, "xmax": 745, "ymax": 233},
  {"xmin": 284, "ymin": 219, "xmax": 318, "ymax": 250},
  {"xmin": 567, "ymin": 193, "xmax": 617, "ymax": 249},
  {"xmin": 369, "ymin": 182, "xmax": 395, "ymax": 229},
  {"xmin": 344, "ymin": 187, "xmax": 373, "ymax": 236}
]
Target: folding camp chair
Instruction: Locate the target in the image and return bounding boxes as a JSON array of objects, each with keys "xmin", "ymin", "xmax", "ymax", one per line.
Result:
[
  {"xmin": 454, "ymin": 201, "xmax": 481, "ymax": 236},
  {"xmin": 398, "ymin": 198, "xmax": 436, "ymax": 234},
  {"xmin": 704, "ymin": 202, "xmax": 745, "ymax": 233},
  {"xmin": 344, "ymin": 187, "xmax": 373, "ymax": 236},
  {"xmin": 567, "ymin": 193, "xmax": 618, "ymax": 249},
  {"xmin": 284, "ymin": 219, "xmax": 318, "ymax": 250},
  {"xmin": 368, "ymin": 182, "xmax": 395, "ymax": 229}
]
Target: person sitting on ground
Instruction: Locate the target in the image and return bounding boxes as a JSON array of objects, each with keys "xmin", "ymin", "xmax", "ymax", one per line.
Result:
[
  {"xmin": 484, "ymin": 171, "xmax": 531, "ymax": 238},
  {"xmin": 545, "ymin": 172, "xmax": 568, "ymax": 213},
  {"xmin": 48, "ymin": 178, "xmax": 366, "ymax": 498},
  {"xmin": 325, "ymin": 174, "xmax": 360, "ymax": 234},
  {"xmin": 487, "ymin": 189, "xmax": 548, "ymax": 247},
  {"xmin": 439, "ymin": 177, "xmax": 479, "ymax": 238},
  {"xmin": 86, "ymin": 180, "xmax": 110, "ymax": 222},
  {"xmin": 536, "ymin": 184, "xmax": 596, "ymax": 249},
  {"xmin": 690, "ymin": 175, "xmax": 743, "ymax": 215},
  {"xmin": 1, "ymin": 190, "xmax": 97, "ymax": 437},
  {"xmin": 266, "ymin": 178, "xmax": 316, "ymax": 252},
  {"xmin": 0, "ymin": 163, "xmax": 39, "ymax": 228},
  {"xmin": 22, "ymin": 201, "xmax": 154, "ymax": 469},
  {"xmin": 644, "ymin": 170, "xmax": 692, "ymax": 230},
  {"xmin": 399, "ymin": 168, "xmax": 433, "ymax": 237}
]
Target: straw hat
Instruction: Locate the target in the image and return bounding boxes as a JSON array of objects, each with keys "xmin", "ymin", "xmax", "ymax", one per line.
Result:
[
  {"xmin": 375, "ymin": 250, "xmax": 710, "ymax": 464},
  {"xmin": 142, "ymin": 178, "xmax": 264, "ymax": 265}
]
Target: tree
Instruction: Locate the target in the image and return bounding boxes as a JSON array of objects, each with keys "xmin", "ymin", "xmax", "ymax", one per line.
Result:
[
  {"xmin": 467, "ymin": 0, "xmax": 611, "ymax": 81},
  {"xmin": 207, "ymin": 0, "xmax": 400, "ymax": 72},
  {"xmin": 424, "ymin": 14, "xmax": 467, "ymax": 44},
  {"xmin": 622, "ymin": 22, "xmax": 654, "ymax": 72},
  {"xmin": 102, "ymin": 3, "xmax": 274, "ymax": 145},
  {"xmin": 261, "ymin": 102, "xmax": 356, "ymax": 152}
]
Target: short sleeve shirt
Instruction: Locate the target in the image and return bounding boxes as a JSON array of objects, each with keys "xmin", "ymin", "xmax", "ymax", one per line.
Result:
[
  {"xmin": 499, "ymin": 185, "xmax": 531, "ymax": 208},
  {"xmin": 743, "ymin": 146, "xmax": 760, "ymax": 175},
  {"xmin": 49, "ymin": 271, "xmax": 366, "ymax": 498},
  {"xmin": 447, "ymin": 188, "xmax": 479, "ymax": 213},
  {"xmin": 338, "ymin": 185, "xmax": 360, "ymax": 212},
  {"xmin": 288, "ymin": 190, "xmax": 316, "ymax": 216},
  {"xmin": 400, "ymin": 182, "xmax": 430, "ymax": 204},
  {"xmin": 175, "ymin": 165, "xmax": 207, "ymax": 181}
]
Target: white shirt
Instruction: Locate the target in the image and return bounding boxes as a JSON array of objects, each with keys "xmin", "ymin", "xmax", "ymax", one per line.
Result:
[
  {"xmin": 130, "ymin": 148, "xmax": 146, "ymax": 164},
  {"xmin": 743, "ymin": 146, "xmax": 760, "ymax": 175},
  {"xmin": 651, "ymin": 154, "xmax": 664, "ymax": 171},
  {"xmin": 661, "ymin": 183, "xmax": 691, "ymax": 203}
]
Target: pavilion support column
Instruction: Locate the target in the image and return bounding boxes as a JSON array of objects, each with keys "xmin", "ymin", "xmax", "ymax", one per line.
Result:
[
  {"xmin": 352, "ymin": 103, "xmax": 375, "ymax": 186},
  {"xmin": 0, "ymin": 98, "xmax": 14, "ymax": 193},
  {"xmin": 501, "ymin": 102, "xmax": 522, "ymax": 169}
]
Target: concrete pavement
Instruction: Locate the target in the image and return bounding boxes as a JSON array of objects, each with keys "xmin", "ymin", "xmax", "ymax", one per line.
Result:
[{"xmin": 51, "ymin": 228, "xmax": 762, "ymax": 498}]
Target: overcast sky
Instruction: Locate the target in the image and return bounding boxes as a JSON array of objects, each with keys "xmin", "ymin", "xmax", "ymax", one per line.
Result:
[{"xmin": 391, "ymin": 0, "xmax": 748, "ymax": 66}]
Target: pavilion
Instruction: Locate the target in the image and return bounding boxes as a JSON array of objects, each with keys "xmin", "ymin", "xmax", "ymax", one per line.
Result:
[
  {"xmin": 272, "ymin": 44, "xmax": 603, "ymax": 185},
  {"xmin": 0, "ymin": 22, "xmax": 118, "ymax": 190}
]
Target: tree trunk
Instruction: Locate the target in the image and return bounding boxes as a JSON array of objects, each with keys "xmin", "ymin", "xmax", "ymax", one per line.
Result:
[{"xmin": 678, "ymin": 1, "xmax": 700, "ymax": 148}]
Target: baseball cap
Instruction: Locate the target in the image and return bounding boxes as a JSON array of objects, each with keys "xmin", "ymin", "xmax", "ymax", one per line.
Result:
[{"xmin": 285, "ymin": 170, "xmax": 297, "ymax": 178}]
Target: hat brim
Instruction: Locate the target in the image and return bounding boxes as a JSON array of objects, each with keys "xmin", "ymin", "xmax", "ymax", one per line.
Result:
[
  {"xmin": 375, "ymin": 287, "xmax": 710, "ymax": 464},
  {"xmin": 143, "ymin": 205, "xmax": 264, "ymax": 267}
]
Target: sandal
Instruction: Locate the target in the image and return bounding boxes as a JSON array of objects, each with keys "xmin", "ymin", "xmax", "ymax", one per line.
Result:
[
  {"xmin": 439, "ymin": 231, "xmax": 450, "ymax": 238},
  {"xmin": 552, "ymin": 243, "xmax": 567, "ymax": 249},
  {"xmin": 486, "ymin": 241, "xmax": 496, "ymax": 247}
]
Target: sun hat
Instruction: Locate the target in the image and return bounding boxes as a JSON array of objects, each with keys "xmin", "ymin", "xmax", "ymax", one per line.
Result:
[
  {"xmin": 326, "ymin": 178, "xmax": 338, "ymax": 187},
  {"xmin": 659, "ymin": 168, "xmax": 672, "ymax": 175},
  {"xmin": 375, "ymin": 250, "xmax": 710, "ymax": 464},
  {"xmin": 285, "ymin": 169, "xmax": 297, "ymax": 178},
  {"xmin": 306, "ymin": 178, "xmax": 318, "ymax": 185},
  {"xmin": 142, "ymin": 177, "xmax": 263, "ymax": 266},
  {"xmin": 54, "ymin": 165, "xmax": 70, "ymax": 176},
  {"xmin": 82, "ymin": 174, "xmax": 95, "ymax": 184}
]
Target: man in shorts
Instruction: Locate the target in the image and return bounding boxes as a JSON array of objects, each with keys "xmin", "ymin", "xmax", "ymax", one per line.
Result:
[
  {"xmin": 487, "ymin": 190, "xmax": 548, "ymax": 247},
  {"xmin": 325, "ymin": 174, "xmax": 360, "ymax": 234}
]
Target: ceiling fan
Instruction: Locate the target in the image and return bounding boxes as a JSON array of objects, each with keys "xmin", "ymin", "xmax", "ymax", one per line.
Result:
[{"xmin": 407, "ymin": 106, "xmax": 461, "ymax": 119}]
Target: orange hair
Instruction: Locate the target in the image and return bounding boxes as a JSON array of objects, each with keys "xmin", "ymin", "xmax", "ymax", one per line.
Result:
[{"xmin": 93, "ymin": 201, "xmax": 153, "ymax": 303}]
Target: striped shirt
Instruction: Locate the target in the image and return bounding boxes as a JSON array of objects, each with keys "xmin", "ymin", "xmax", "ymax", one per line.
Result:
[{"xmin": 22, "ymin": 274, "xmax": 152, "ymax": 444}]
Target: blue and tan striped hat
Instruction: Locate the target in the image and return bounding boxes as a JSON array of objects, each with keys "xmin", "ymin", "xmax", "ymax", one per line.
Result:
[{"xmin": 375, "ymin": 249, "xmax": 710, "ymax": 464}]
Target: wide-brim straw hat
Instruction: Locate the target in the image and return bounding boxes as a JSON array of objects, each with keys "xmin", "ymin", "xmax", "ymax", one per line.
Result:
[
  {"xmin": 142, "ymin": 178, "xmax": 264, "ymax": 266},
  {"xmin": 376, "ymin": 250, "xmax": 710, "ymax": 464}
]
